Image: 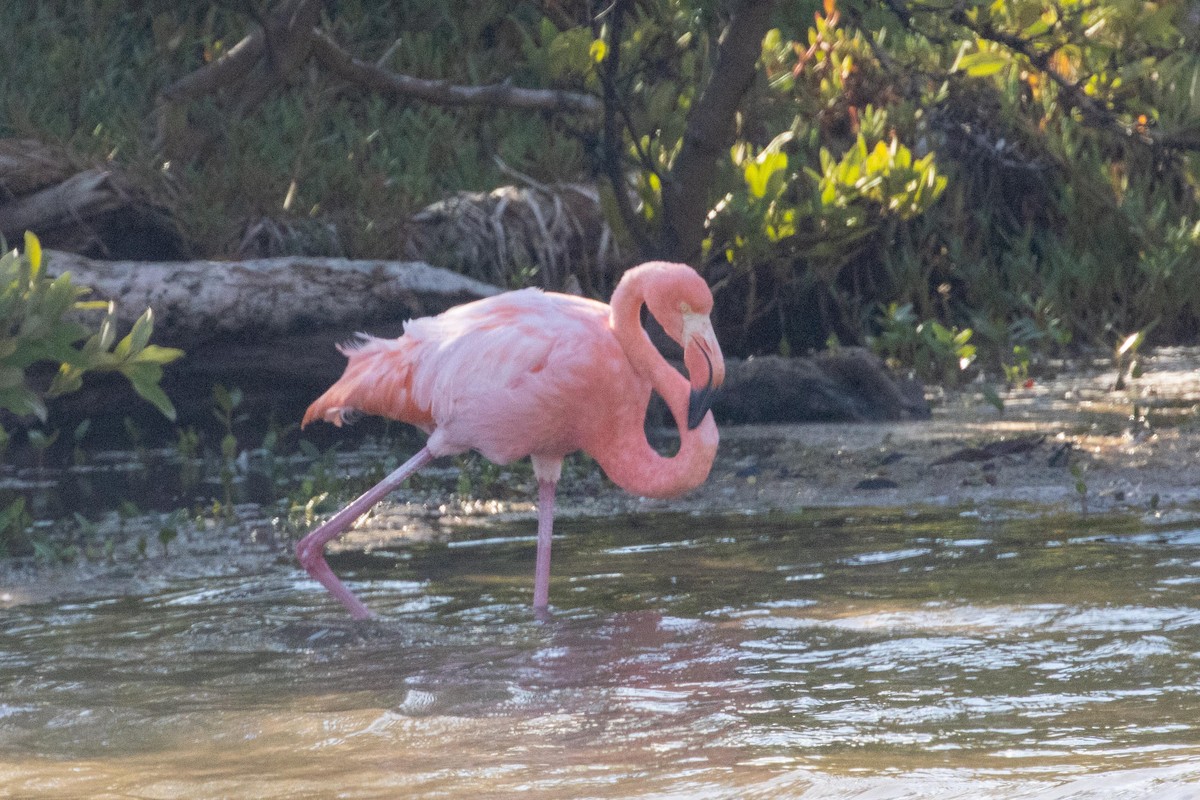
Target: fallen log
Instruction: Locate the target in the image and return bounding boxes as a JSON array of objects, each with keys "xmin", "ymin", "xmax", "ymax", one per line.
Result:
[
  {"xmin": 37, "ymin": 251, "xmax": 501, "ymax": 439},
  {"xmin": 41, "ymin": 250, "xmax": 501, "ymax": 348}
]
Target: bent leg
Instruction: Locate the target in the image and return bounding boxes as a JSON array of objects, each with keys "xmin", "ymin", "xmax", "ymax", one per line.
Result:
[{"xmin": 296, "ymin": 446, "xmax": 435, "ymax": 619}]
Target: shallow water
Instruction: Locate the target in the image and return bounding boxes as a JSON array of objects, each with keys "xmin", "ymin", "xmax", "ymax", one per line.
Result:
[{"xmin": 3, "ymin": 508, "xmax": 1200, "ymax": 798}]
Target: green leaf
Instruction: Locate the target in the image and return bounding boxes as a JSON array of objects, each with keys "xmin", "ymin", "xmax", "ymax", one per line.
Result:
[
  {"xmin": 123, "ymin": 362, "xmax": 177, "ymax": 422},
  {"xmin": 1021, "ymin": 17, "xmax": 1052, "ymax": 39},
  {"xmin": 956, "ymin": 50, "xmax": 1009, "ymax": 77},
  {"xmin": 744, "ymin": 151, "xmax": 788, "ymax": 199},
  {"xmin": 22, "ymin": 231, "xmax": 41, "ymax": 282},
  {"xmin": 47, "ymin": 363, "xmax": 85, "ymax": 398},
  {"xmin": 74, "ymin": 299, "xmax": 111, "ymax": 311},
  {"xmin": 114, "ymin": 308, "xmax": 155, "ymax": 361},
  {"xmin": 589, "ymin": 38, "xmax": 607, "ymax": 64},
  {"xmin": 131, "ymin": 343, "xmax": 184, "ymax": 365},
  {"xmin": 27, "ymin": 428, "xmax": 58, "ymax": 451},
  {"xmin": 0, "ymin": 386, "xmax": 47, "ymax": 422},
  {"xmin": 44, "ymin": 274, "xmax": 82, "ymax": 318},
  {"xmin": 0, "ymin": 366, "xmax": 23, "ymax": 390},
  {"xmin": 97, "ymin": 305, "xmax": 117, "ymax": 352},
  {"xmin": 981, "ymin": 385, "xmax": 1005, "ymax": 412}
]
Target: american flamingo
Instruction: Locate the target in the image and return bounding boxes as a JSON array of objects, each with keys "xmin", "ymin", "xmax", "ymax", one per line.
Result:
[{"xmin": 297, "ymin": 261, "xmax": 724, "ymax": 618}]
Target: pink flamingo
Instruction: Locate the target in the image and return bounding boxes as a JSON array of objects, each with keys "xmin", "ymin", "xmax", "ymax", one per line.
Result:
[{"xmin": 297, "ymin": 261, "xmax": 724, "ymax": 618}]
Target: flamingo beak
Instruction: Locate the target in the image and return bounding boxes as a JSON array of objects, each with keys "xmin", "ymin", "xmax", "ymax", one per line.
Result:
[
  {"xmin": 682, "ymin": 313, "xmax": 725, "ymax": 430},
  {"xmin": 687, "ymin": 372, "xmax": 715, "ymax": 430}
]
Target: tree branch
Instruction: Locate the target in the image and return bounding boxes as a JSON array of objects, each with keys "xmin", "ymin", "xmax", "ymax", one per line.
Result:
[
  {"xmin": 158, "ymin": 32, "xmax": 266, "ymax": 104},
  {"xmin": 309, "ymin": 30, "xmax": 602, "ymax": 116},
  {"xmin": 660, "ymin": 0, "xmax": 776, "ymax": 261},
  {"xmin": 154, "ymin": 0, "xmax": 321, "ymax": 160}
]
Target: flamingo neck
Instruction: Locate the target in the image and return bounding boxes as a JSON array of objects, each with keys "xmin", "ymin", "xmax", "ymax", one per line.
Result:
[{"xmin": 595, "ymin": 270, "xmax": 719, "ymax": 499}]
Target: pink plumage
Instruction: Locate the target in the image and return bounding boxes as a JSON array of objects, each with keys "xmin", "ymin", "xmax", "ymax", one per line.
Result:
[{"xmin": 297, "ymin": 261, "xmax": 725, "ymax": 617}]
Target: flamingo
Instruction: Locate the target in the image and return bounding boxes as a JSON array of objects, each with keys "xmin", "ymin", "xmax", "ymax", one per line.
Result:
[{"xmin": 297, "ymin": 260, "xmax": 725, "ymax": 618}]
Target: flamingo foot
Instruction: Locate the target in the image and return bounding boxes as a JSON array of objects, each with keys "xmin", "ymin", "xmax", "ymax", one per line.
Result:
[
  {"xmin": 296, "ymin": 447, "xmax": 435, "ymax": 618},
  {"xmin": 295, "ymin": 538, "xmax": 374, "ymax": 620}
]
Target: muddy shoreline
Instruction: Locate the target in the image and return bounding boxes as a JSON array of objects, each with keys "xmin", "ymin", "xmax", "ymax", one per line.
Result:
[{"xmin": 5, "ymin": 348, "xmax": 1200, "ymax": 608}]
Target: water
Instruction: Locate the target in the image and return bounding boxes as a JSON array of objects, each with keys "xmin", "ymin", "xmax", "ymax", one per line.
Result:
[{"xmin": 3, "ymin": 508, "xmax": 1200, "ymax": 798}]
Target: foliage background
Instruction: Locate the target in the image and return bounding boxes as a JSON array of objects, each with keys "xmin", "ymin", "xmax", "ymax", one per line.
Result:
[{"xmin": 4, "ymin": 0, "xmax": 1200, "ymax": 376}]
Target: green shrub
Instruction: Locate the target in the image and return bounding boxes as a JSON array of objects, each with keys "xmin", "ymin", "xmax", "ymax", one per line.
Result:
[{"xmin": 0, "ymin": 233, "xmax": 183, "ymax": 555}]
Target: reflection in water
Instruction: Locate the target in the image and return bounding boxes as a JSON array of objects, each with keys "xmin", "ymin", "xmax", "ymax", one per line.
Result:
[{"xmin": 2, "ymin": 509, "xmax": 1200, "ymax": 798}]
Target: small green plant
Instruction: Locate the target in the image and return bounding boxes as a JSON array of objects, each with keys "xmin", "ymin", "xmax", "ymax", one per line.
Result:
[
  {"xmin": 980, "ymin": 384, "xmax": 1005, "ymax": 413},
  {"xmin": 71, "ymin": 419, "xmax": 90, "ymax": 466},
  {"xmin": 212, "ymin": 384, "xmax": 246, "ymax": 513},
  {"xmin": 0, "ymin": 234, "xmax": 184, "ymax": 557},
  {"xmin": 1070, "ymin": 463, "xmax": 1089, "ymax": 515},
  {"xmin": 455, "ymin": 453, "xmax": 503, "ymax": 498},
  {"xmin": 0, "ymin": 233, "xmax": 183, "ymax": 432},
  {"xmin": 1002, "ymin": 345, "xmax": 1032, "ymax": 388},
  {"xmin": 0, "ymin": 498, "xmax": 29, "ymax": 558},
  {"xmin": 1113, "ymin": 328, "xmax": 1152, "ymax": 390},
  {"xmin": 26, "ymin": 427, "xmax": 58, "ymax": 471},
  {"xmin": 176, "ymin": 426, "xmax": 202, "ymax": 492},
  {"xmin": 158, "ymin": 519, "xmax": 179, "ymax": 556},
  {"xmin": 871, "ymin": 302, "xmax": 976, "ymax": 385}
]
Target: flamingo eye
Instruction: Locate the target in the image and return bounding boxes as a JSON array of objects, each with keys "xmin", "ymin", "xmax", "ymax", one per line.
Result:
[{"xmin": 680, "ymin": 302, "xmax": 692, "ymax": 314}]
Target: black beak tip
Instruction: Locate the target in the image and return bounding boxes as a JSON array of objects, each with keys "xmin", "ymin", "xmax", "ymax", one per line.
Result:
[{"xmin": 687, "ymin": 386, "xmax": 716, "ymax": 430}]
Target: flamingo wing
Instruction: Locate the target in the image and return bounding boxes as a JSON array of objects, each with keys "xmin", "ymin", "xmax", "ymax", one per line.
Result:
[{"xmin": 410, "ymin": 289, "xmax": 631, "ymax": 462}]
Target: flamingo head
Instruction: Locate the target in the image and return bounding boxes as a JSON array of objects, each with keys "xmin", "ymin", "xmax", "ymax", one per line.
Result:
[{"xmin": 641, "ymin": 263, "xmax": 726, "ymax": 429}]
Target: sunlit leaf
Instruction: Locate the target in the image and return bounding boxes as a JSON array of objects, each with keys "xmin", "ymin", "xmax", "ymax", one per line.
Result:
[
  {"xmin": 744, "ymin": 151, "xmax": 788, "ymax": 199},
  {"xmin": 1115, "ymin": 330, "xmax": 1144, "ymax": 357},
  {"xmin": 114, "ymin": 308, "xmax": 155, "ymax": 361},
  {"xmin": 131, "ymin": 343, "xmax": 184, "ymax": 365},
  {"xmin": 956, "ymin": 50, "xmax": 1008, "ymax": 77},
  {"xmin": 589, "ymin": 38, "xmax": 607, "ymax": 64},
  {"xmin": 22, "ymin": 231, "xmax": 41, "ymax": 281}
]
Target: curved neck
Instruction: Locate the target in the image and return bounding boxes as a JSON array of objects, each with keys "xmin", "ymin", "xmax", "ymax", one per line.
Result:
[{"xmin": 594, "ymin": 271, "xmax": 719, "ymax": 499}]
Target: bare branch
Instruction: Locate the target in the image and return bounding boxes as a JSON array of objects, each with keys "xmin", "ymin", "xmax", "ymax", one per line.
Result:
[
  {"xmin": 159, "ymin": 33, "xmax": 266, "ymax": 104},
  {"xmin": 309, "ymin": 30, "xmax": 602, "ymax": 116},
  {"xmin": 0, "ymin": 169, "xmax": 124, "ymax": 242}
]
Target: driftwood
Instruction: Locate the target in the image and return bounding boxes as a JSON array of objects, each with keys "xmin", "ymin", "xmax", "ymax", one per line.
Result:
[
  {"xmin": 38, "ymin": 251, "xmax": 500, "ymax": 435},
  {"xmin": 42, "ymin": 250, "xmax": 499, "ymax": 348},
  {"xmin": 0, "ymin": 169, "xmax": 126, "ymax": 243},
  {"xmin": 0, "ymin": 139, "xmax": 184, "ymax": 260}
]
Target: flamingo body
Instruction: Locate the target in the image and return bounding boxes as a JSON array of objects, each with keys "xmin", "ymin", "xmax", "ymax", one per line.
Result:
[
  {"xmin": 307, "ymin": 289, "xmax": 633, "ymax": 470},
  {"xmin": 298, "ymin": 261, "xmax": 724, "ymax": 616}
]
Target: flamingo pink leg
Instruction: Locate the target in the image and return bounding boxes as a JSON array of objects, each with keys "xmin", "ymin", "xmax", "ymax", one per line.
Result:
[
  {"xmin": 532, "ymin": 478, "xmax": 557, "ymax": 610},
  {"xmin": 296, "ymin": 446, "xmax": 435, "ymax": 619}
]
